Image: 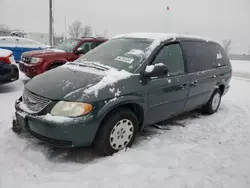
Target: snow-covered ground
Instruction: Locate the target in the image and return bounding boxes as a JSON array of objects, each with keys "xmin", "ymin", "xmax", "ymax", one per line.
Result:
[
  {"xmin": 0, "ymin": 60, "xmax": 250, "ymax": 188},
  {"xmin": 231, "ymin": 60, "xmax": 250, "ymax": 79}
]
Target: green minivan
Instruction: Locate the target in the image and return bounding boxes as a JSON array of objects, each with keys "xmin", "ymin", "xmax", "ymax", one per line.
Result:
[{"xmin": 13, "ymin": 33, "xmax": 232, "ymax": 156}]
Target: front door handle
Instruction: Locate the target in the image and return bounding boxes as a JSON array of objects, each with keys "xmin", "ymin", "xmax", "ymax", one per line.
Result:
[{"xmin": 191, "ymin": 81, "xmax": 198, "ymax": 87}]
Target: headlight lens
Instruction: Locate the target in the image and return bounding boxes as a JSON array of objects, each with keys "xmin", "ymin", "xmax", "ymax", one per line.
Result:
[
  {"xmin": 50, "ymin": 101, "xmax": 93, "ymax": 117},
  {"xmin": 30, "ymin": 57, "xmax": 42, "ymax": 64}
]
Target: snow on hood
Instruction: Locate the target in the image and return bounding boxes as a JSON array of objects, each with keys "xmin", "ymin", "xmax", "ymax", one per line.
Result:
[
  {"xmin": 62, "ymin": 62, "xmax": 132, "ymax": 97},
  {"xmin": 0, "ymin": 48, "xmax": 12, "ymax": 57},
  {"xmin": 83, "ymin": 68, "xmax": 132, "ymax": 97},
  {"xmin": 48, "ymin": 48, "xmax": 65, "ymax": 52},
  {"xmin": 113, "ymin": 32, "xmax": 217, "ymax": 57}
]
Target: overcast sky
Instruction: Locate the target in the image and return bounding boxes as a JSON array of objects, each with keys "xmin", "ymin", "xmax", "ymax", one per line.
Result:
[{"xmin": 0, "ymin": 0, "xmax": 249, "ymax": 53}]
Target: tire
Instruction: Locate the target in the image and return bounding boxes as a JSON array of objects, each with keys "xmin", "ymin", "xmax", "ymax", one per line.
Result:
[
  {"xmin": 12, "ymin": 119, "xmax": 22, "ymax": 134},
  {"xmin": 202, "ymin": 89, "xmax": 222, "ymax": 115},
  {"xmin": 94, "ymin": 108, "xmax": 138, "ymax": 156}
]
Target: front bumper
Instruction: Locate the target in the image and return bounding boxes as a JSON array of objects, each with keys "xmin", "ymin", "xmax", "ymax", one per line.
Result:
[
  {"xmin": 14, "ymin": 98, "xmax": 101, "ymax": 148},
  {"xmin": 0, "ymin": 63, "xmax": 19, "ymax": 85},
  {"xmin": 18, "ymin": 61, "xmax": 43, "ymax": 78}
]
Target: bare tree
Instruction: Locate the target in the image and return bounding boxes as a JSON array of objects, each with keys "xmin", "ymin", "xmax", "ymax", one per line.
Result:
[
  {"xmin": 68, "ymin": 20, "xmax": 83, "ymax": 38},
  {"xmin": 222, "ymin": 39, "xmax": 232, "ymax": 54},
  {"xmin": 82, "ymin": 25, "xmax": 92, "ymax": 37}
]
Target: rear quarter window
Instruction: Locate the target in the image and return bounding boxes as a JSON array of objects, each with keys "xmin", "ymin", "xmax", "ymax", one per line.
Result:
[{"xmin": 206, "ymin": 43, "xmax": 230, "ymax": 68}]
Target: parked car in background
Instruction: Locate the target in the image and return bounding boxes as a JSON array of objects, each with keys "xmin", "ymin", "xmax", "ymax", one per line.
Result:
[
  {"xmin": 0, "ymin": 48, "xmax": 19, "ymax": 85},
  {"xmin": 0, "ymin": 36, "xmax": 50, "ymax": 62},
  {"xmin": 12, "ymin": 33, "xmax": 231, "ymax": 156},
  {"xmin": 18, "ymin": 37, "xmax": 108, "ymax": 78}
]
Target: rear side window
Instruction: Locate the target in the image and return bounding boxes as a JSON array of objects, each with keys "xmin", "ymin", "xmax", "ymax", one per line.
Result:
[
  {"xmin": 181, "ymin": 41, "xmax": 213, "ymax": 73},
  {"xmin": 152, "ymin": 43, "xmax": 185, "ymax": 76},
  {"xmin": 181, "ymin": 41, "xmax": 229, "ymax": 73},
  {"xmin": 206, "ymin": 43, "xmax": 230, "ymax": 67}
]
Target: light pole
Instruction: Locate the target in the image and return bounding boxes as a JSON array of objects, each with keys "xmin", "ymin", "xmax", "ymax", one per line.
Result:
[{"xmin": 49, "ymin": 0, "xmax": 54, "ymax": 46}]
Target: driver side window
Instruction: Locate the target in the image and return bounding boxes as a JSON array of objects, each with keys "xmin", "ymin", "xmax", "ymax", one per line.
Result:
[
  {"xmin": 152, "ymin": 43, "xmax": 185, "ymax": 76},
  {"xmin": 77, "ymin": 42, "xmax": 95, "ymax": 54}
]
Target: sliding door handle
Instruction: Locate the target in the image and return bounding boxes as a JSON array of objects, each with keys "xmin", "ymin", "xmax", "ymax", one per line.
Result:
[{"xmin": 191, "ymin": 81, "xmax": 198, "ymax": 86}]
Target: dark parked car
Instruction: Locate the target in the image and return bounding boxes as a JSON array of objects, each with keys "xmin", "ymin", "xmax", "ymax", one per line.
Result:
[
  {"xmin": 12, "ymin": 33, "xmax": 232, "ymax": 156},
  {"xmin": 0, "ymin": 48, "xmax": 19, "ymax": 85},
  {"xmin": 18, "ymin": 37, "xmax": 108, "ymax": 78}
]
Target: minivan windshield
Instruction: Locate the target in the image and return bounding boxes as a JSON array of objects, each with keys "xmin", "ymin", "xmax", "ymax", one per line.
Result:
[
  {"xmin": 55, "ymin": 39, "xmax": 79, "ymax": 52},
  {"xmin": 75, "ymin": 38, "xmax": 153, "ymax": 72}
]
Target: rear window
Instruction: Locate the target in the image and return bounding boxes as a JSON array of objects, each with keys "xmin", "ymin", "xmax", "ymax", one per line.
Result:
[{"xmin": 181, "ymin": 41, "xmax": 229, "ymax": 73}]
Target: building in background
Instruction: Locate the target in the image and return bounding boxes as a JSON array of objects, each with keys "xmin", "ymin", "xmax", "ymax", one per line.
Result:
[{"xmin": 0, "ymin": 24, "xmax": 11, "ymax": 36}]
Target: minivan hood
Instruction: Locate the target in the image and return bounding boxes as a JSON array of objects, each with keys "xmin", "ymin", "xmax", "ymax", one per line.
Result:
[
  {"xmin": 22, "ymin": 48, "xmax": 66, "ymax": 57},
  {"xmin": 25, "ymin": 65, "xmax": 104, "ymax": 100},
  {"xmin": 25, "ymin": 63, "xmax": 137, "ymax": 102}
]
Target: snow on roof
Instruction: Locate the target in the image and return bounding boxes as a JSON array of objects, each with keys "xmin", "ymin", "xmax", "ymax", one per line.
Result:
[
  {"xmin": 113, "ymin": 32, "xmax": 218, "ymax": 58},
  {"xmin": 0, "ymin": 48, "xmax": 12, "ymax": 57},
  {"xmin": 0, "ymin": 36, "xmax": 46, "ymax": 46},
  {"xmin": 112, "ymin": 32, "xmax": 216, "ymax": 43}
]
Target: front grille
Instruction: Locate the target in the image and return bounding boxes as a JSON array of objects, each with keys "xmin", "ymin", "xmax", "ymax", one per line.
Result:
[
  {"xmin": 22, "ymin": 89, "xmax": 51, "ymax": 113},
  {"xmin": 21, "ymin": 56, "xmax": 31, "ymax": 64}
]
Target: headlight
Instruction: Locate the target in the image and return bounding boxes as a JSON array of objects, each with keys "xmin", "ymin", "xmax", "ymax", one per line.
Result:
[
  {"xmin": 30, "ymin": 57, "xmax": 42, "ymax": 64},
  {"xmin": 50, "ymin": 101, "xmax": 93, "ymax": 117}
]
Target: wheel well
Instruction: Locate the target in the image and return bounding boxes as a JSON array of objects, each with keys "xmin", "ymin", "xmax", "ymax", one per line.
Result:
[
  {"xmin": 101, "ymin": 103, "xmax": 144, "ymax": 132},
  {"xmin": 48, "ymin": 62, "xmax": 65, "ymax": 69},
  {"xmin": 219, "ymin": 84, "xmax": 225, "ymax": 95}
]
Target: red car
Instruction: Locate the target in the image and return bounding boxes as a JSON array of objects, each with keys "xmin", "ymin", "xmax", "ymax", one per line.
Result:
[
  {"xmin": 18, "ymin": 37, "xmax": 108, "ymax": 78},
  {"xmin": 0, "ymin": 48, "xmax": 19, "ymax": 85}
]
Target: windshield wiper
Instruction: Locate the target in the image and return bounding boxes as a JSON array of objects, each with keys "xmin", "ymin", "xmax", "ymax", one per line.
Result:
[
  {"xmin": 91, "ymin": 62, "xmax": 110, "ymax": 70},
  {"xmin": 70, "ymin": 62, "xmax": 108, "ymax": 71}
]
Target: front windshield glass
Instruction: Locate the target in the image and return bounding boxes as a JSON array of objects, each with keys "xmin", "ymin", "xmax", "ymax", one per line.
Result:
[
  {"xmin": 75, "ymin": 38, "xmax": 153, "ymax": 72},
  {"xmin": 55, "ymin": 39, "xmax": 79, "ymax": 52}
]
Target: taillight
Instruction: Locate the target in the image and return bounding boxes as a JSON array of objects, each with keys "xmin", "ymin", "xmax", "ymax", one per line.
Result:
[{"xmin": 0, "ymin": 54, "xmax": 12, "ymax": 64}]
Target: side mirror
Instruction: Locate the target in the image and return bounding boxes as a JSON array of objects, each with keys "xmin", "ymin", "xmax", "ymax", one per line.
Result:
[
  {"xmin": 75, "ymin": 48, "xmax": 85, "ymax": 55},
  {"xmin": 144, "ymin": 63, "xmax": 169, "ymax": 78}
]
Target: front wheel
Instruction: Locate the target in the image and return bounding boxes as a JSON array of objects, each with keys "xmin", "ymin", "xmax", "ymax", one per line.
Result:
[
  {"xmin": 202, "ymin": 89, "xmax": 222, "ymax": 115},
  {"xmin": 94, "ymin": 109, "xmax": 138, "ymax": 156}
]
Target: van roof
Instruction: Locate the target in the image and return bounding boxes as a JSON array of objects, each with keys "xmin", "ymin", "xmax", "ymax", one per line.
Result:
[
  {"xmin": 112, "ymin": 33, "xmax": 220, "ymax": 56},
  {"xmin": 112, "ymin": 32, "xmax": 218, "ymax": 44}
]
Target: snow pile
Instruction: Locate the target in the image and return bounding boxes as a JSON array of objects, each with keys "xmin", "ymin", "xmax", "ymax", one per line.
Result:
[
  {"xmin": 84, "ymin": 69, "xmax": 131, "ymax": 96},
  {"xmin": 0, "ymin": 48, "xmax": 12, "ymax": 57}
]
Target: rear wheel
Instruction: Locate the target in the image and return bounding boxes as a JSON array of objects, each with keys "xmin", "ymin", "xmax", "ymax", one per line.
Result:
[
  {"xmin": 94, "ymin": 109, "xmax": 138, "ymax": 156},
  {"xmin": 202, "ymin": 89, "xmax": 222, "ymax": 115}
]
